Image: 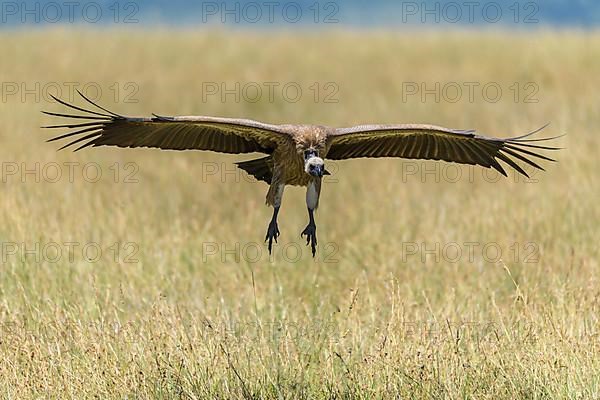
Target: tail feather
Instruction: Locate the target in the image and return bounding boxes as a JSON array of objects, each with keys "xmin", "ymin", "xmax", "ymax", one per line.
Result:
[{"xmin": 236, "ymin": 156, "xmax": 274, "ymax": 184}]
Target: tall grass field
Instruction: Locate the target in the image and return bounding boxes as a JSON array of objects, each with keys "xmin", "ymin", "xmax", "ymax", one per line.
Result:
[{"xmin": 0, "ymin": 29, "xmax": 598, "ymax": 398}]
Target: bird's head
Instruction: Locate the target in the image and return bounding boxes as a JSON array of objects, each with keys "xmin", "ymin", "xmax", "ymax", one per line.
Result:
[{"xmin": 304, "ymin": 149, "xmax": 325, "ymax": 178}]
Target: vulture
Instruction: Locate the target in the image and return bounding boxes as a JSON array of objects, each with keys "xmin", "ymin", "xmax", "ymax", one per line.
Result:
[{"xmin": 44, "ymin": 91, "xmax": 561, "ymax": 257}]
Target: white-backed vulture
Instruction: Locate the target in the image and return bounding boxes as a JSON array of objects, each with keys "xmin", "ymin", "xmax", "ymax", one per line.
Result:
[{"xmin": 44, "ymin": 91, "xmax": 562, "ymax": 256}]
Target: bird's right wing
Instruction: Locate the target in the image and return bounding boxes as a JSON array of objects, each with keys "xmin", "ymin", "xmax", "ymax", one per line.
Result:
[
  {"xmin": 327, "ymin": 123, "xmax": 562, "ymax": 178},
  {"xmin": 44, "ymin": 91, "xmax": 295, "ymax": 154}
]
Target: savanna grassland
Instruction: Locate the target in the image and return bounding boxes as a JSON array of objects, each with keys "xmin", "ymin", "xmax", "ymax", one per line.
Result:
[{"xmin": 0, "ymin": 29, "xmax": 598, "ymax": 399}]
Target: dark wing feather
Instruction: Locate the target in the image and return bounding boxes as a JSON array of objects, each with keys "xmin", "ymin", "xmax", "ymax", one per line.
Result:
[
  {"xmin": 327, "ymin": 124, "xmax": 562, "ymax": 178},
  {"xmin": 44, "ymin": 91, "xmax": 294, "ymax": 154}
]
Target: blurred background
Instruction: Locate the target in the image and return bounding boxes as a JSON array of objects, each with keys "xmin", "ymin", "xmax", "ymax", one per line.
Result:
[
  {"xmin": 2, "ymin": 0, "xmax": 600, "ymax": 27},
  {"xmin": 0, "ymin": 1, "xmax": 598, "ymax": 398}
]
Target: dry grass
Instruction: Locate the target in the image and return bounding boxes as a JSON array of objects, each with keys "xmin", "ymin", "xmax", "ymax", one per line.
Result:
[{"xmin": 0, "ymin": 29, "xmax": 598, "ymax": 399}]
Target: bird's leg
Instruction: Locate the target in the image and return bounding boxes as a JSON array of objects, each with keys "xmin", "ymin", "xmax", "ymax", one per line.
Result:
[
  {"xmin": 301, "ymin": 208, "xmax": 317, "ymax": 257},
  {"xmin": 265, "ymin": 183, "xmax": 284, "ymax": 254},
  {"xmin": 265, "ymin": 206, "xmax": 280, "ymax": 254},
  {"xmin": 301, "ymin": 179, "xmax": 321, "ymax": 257}
]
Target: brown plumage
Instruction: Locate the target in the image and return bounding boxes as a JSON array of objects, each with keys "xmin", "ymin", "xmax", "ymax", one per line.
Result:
[{"xmin": 44, "ymin": 91, "xmax": 562, "ymax": 256}]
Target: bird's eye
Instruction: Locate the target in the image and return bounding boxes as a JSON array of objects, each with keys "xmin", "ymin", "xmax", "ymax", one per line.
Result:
[{"xmin": 309, "ymin": 165, "xmax": 315, "ymax": 170}]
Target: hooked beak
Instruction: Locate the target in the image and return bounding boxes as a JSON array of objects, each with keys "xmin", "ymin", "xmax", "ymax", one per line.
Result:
[
  {"xmin": 305, "ymin": 152, "xmax": 325, "ymax": 178},
  {"xmin": 310, "ymin": 164, "xmax": 324, "ymax": 178}
]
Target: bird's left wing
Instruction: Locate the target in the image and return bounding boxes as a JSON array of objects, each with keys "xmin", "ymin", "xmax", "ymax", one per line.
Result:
[
  {"xmin": 44, "ymin": 91, "xmax": 294, "ymax": 153},
  {"xmin": 326, "ymin": 124, "xmax": 562, "ymax": 178}
]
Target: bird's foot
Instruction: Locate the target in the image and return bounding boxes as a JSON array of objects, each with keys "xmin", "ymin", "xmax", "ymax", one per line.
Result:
[
  {"xmin": 265, "ymin": 220, "xmax": 280, "ymax": 254},
  {"xmin": 301, "ymin": 223, "xmax": 317, "ymax": 257}
]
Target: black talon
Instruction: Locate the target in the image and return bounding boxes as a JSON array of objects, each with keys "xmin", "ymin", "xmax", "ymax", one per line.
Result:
[
  {"xmin": 265, "ymin": 220, "xmax": 280, "ymax": 255},
  {"xmin": 300, "ymin": 207, "xmax": 318, "ymax": 257},
  {"xmin": 265, "ymin": 206, "xmax": 280, "ymax": 255},
  {"xmin": 301, "ymin": 223, "xmax": 317, "ymax": 257}
]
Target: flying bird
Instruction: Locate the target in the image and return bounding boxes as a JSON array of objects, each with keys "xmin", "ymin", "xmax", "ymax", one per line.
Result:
[{"xmin": 44, "ymin": 92, "xmax": 561, "ymax": 257}]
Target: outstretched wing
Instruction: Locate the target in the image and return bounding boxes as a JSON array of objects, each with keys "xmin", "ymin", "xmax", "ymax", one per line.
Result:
[
  {"xmin": 327, "ymin": 124, "xmax": 562, "ymax": 177},
  {"xmin": 44, "ymin": 91, "xmax": 294, "ymax": 153}
]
